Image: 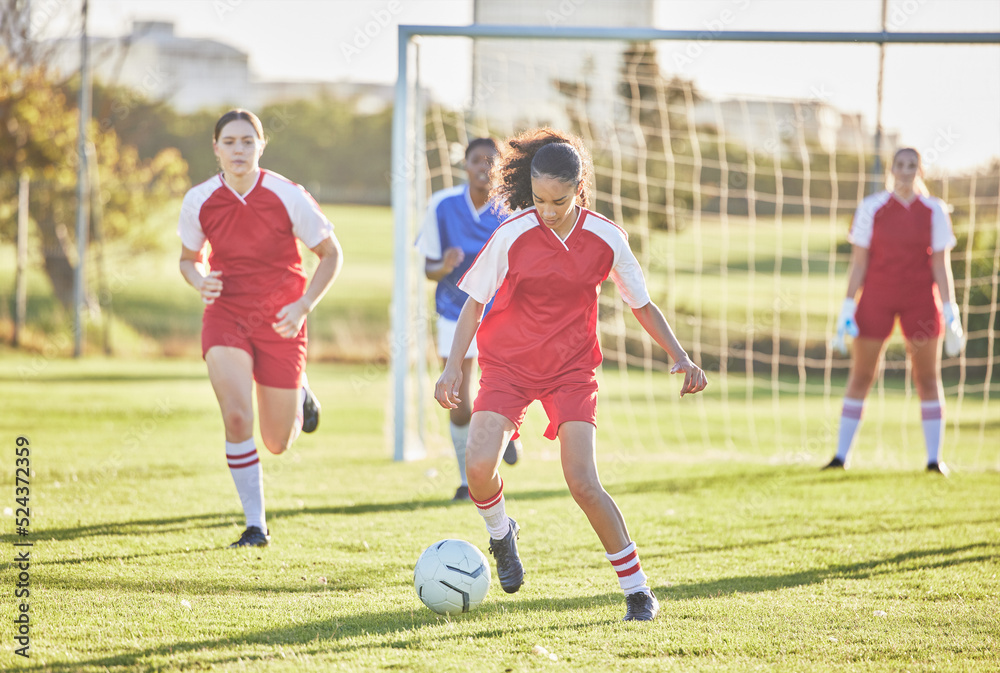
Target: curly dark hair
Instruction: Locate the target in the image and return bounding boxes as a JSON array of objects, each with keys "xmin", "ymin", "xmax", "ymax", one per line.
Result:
[{"xmin": 489, "ymin": 127, "xmax": 593, "ymax": 213}]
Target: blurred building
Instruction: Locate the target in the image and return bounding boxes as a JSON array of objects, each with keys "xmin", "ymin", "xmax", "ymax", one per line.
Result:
[
  {"xmin": 43, "ymin": 20, "xmax": 394, "ymax": 113},
  {"xmin": 471, "ymin": 0, "xmax": 655, "ymax": 131},
  {"xmin": 692, "ymin": 98, "xmax": 897, "ymax": 159}
]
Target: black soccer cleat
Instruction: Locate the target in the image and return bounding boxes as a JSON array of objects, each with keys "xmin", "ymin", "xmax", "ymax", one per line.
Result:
[
  {"xmin": 452, "ymin": 485, "xmax": 470, "ymax": 501},
  {"xmin": 623, "ymin": 590, "xmax": 659, "ymax": 622},
  {"xmin": 301, "ymin": 384, "xmax": 321, "ymax": 434},
  {"xmin": 502, "ymin": 439, "xmax": 522, "ymax": 466},
  {"xmin": 926, "ymin": 461, "xmax": 950, "ymax": 477},
  {"xmin": 822, "ymin": 457, "xmax": 846, "ymax": 470},
  {"xmin": 488, "ymin": 518, "xmax": 525, "ymax": 594},
  {"xmin": 228, "ymin": 526, "xmax": 270, "ymax": 548}
]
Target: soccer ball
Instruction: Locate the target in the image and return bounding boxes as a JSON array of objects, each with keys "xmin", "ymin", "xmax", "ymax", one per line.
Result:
[{"xmin": 413, "ymin": 539, "xmax": 491, "ymax": 615}]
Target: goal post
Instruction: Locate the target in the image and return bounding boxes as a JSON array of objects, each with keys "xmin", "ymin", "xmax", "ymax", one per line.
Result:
[{"xmin": 390, "ymin": 24, "xmax": 1000, "ymax": 465}]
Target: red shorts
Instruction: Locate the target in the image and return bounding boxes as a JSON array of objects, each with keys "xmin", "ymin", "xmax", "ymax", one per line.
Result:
[
  {"xmin": 201, "ymin": 303, "xmax": 306, "ymax": 389},
  {"xmin": 473, "ymin": 370, "xmax": 599, "ymax": 440},
  {"xmin": 856, "ymin": 285, "xmax": 941, "ymax": 342}
]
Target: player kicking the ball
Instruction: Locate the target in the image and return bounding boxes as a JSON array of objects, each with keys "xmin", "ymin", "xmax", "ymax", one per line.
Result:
[
  {"xmin": 178, "ymin": 109, "xmax": 342, "ymax": 548},
  {"xmin": 434, "ymin": 128, "xmax": 707, "ymax": 621}
]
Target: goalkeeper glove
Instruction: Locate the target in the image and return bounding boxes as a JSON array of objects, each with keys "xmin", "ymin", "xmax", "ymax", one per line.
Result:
[
  {"xmin": 942, "ymin": 302, "xmax": 965, "ymax": 357},
  {"xmin": 831, "ymin": 297, "xmax": 859, "ymax": 355}
]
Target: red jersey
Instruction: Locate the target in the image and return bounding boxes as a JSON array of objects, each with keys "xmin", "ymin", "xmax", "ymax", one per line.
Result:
[
  {"xmin": 849, "ymin": 191, "xmax": 955, "ymax": 292},
  {"xmin": 458, "ymin": 206, "xmax": 651, "ymax": 387},
  {"xmin": 178, "ymin": 169, "xmax": 334, "ymax": 314}
]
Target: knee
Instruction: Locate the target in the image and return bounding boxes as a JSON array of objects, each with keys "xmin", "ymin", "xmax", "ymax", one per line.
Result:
[
  {"xmin": 222, "ymin": 407, "xmax": 254, "ymax": 440},
  {"xmin": 450, "ymin": 406, "xmax": 472, "ymax": 428},
  {"xmin": 566, "ymin": 474, "xmax": 605, "ymax": 509},
  {"xmin": 914, "ymin": 375, "xmax": 941, "ymax": 400},
  {"xmin": 260, "ymin": 431, "xmax": 292, "ymax": 455},
  {"xmin": 847, "ymin": 371, "xmax": 875, "ymax": 396},
  {"xmin": 464, "ymin": 451, "xmax": 495, "ymax": 487}
]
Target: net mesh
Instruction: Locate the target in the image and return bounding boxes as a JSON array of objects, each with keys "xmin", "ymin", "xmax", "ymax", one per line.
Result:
[{"xmin": 408, "ymin": 37, "xmax": 1000, "ymax": 470}]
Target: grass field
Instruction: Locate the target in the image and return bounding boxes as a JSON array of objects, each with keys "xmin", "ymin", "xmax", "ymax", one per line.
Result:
[
  {"xmin": 1, "ymin": 352, "xmax": 998, "ymax": 672},
  {"xmin": 2, "ymin": 201, "xmax": 998, "ymax": 670}
]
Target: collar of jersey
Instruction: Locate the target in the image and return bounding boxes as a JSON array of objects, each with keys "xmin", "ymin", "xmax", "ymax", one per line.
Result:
[
  {"xmin": 463, "ymin": 184, "xmax": 497, "ymax": 222},
  {"xmin": 534, "ymin": 207, "xmax": 584, "ymax": 251},
  {"xmin": 218, "ymin": 170, "xmax": 263, "ymax": 204}
]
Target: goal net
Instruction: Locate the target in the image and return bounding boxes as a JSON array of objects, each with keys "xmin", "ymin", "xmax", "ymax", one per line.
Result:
[{"xmin": 392, "ymin": 26, "xmax": 1000, "ymax": 472}]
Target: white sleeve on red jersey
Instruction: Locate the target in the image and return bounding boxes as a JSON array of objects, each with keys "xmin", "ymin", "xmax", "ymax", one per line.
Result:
[
  {"xmin": 458, "ymin": 211, "xmax": 535, "ymax": 304},
  {"xmin": 927, "ymin": 197, "xmax": 957, "ymax": 252},
  {"xmin": 847, "ymin": 191, "xmax": 891, "ymax": 249},
  {"xmin": 582, "ymin": 213, "xmax": 651, "ymax": 309},
  {"xmin": 261, "ymin": 171, "xmax": 334, "ymax": 249},
  {"xmin": 177, "ymin": 180, "xmax": 214, "ymax": 252}
]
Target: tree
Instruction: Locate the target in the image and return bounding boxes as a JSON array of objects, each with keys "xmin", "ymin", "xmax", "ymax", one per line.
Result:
[{"xmin": 0, "ymin": 3, "xmax": 189, "ymax": 311}]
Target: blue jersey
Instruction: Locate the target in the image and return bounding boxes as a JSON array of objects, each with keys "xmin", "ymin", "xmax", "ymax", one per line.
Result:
[{"xmin": 416, "ymin": 184, "xmax": 504, "ymax": 321}]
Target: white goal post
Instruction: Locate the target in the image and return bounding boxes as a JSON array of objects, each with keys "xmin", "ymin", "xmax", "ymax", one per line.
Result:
[{"xmin": 390, "ymin": 25, "xmax": 1000, "ymax": 463}]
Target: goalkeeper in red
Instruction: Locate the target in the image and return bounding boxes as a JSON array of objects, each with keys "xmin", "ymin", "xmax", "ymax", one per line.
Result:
[
  {"xmin": 827, "ymin": 147, "xmax": 965, "ymax": 474},
  {"xmin": 434, "ymin": 128, "xmax": 707, "ymax": 621}
]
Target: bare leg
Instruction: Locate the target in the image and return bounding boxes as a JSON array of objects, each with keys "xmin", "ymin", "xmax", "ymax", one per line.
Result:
[
  {"xmin": 907, "ymin": 335, "xmax": 943, "ymax": 402},
  {"xmin": 558, "ymin": 421, "xmax": 630, "ymax": 553},
  {"xmin": 908, "ymin": 334, "xmax": 946, "ymax": 469},
  {"xmin": 845, "ymin": 337, "xmax": 888, "ymax": 400},
  {"xmin": 205, "ymin": 347, "xmax": 255, "ymax": 442},
  {"xmin": 257, "ymin": 385, "xmax": 299, "ymax": 455},
  {"xmin": 205, "ymin": 346, "xmax": 267, "ymax": 539},
  {"xmin": 464, "ymin": 410, "xmax": 515, "ymax": 500}
]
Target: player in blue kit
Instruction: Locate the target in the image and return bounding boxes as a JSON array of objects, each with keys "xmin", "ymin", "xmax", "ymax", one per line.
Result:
[{"xmin": 417, "ymin": 138, "xmax": 522, "ymax": 501}]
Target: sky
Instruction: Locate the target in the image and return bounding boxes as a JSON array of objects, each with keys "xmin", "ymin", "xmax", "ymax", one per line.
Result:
[{"xmin": 35, "ymin": 0, "xmax": 1000, "ymax": 171}]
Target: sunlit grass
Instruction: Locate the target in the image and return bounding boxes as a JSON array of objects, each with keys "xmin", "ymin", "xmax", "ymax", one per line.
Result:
[{"xmin": 0, "ymin": 353, "xmax": 997, "ymax": 671}]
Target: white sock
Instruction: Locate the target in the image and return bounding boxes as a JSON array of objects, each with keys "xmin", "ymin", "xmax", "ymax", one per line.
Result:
[
  {"xmin": 291, "ymin": 386, "xmax": 304, "ymax": 443},
  {"xmin": 606, "ymin": 541, "xmax": 650, "ymax": 595},
  {"xmin": 921, "ymin": 400, "xmax": 944, "ymax": 464},
  {"xmin": 835, "ymin": 397, "xmax": 865, "ymax": 462},
  {"xmin": 226, "ymin": 438, "xmax": 266, "ymax": 532},
  {"xmin": 450, "ymin": 422, "xmax": 470, "ymax": 487},
  {"xmin": 472, "ymin": 479, "xmax": 510, "ymax": 540}
]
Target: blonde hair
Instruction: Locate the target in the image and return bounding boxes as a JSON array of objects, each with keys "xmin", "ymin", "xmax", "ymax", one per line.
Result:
[{"xmin": 885, "ymin": 147, "xmax": 929, "ymax": 196}]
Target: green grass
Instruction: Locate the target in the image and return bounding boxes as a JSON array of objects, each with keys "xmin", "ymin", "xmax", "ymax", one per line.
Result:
[
  {"xmin": 0, "ymin": 203, "xmax": 397, "ymax": 360},
  {"xmin": 1, "ymin": 200, "xmax": 997, "ymax": 669},
  {"xmin": 1, "ymin": 353, "xmax": 998, "ymax": 672}
]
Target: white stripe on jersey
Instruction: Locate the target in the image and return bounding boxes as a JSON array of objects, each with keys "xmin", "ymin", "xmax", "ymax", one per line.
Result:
[
  {"xmin": 849, "ymin": 191, "xmax": 955, "ymax": 252},
  {"xmin": 848, "ymin": 191, "xmax": 893, "ymax": 249},
  {"xmin": 260, "ymin": 171, "xmax": 335, "ymax": 249},
  {"xmin": 581, "ymin": 212, "xmax": 651, "ymax": 309},
  {"xmin": 458, "ymin": 209, "xmax": 539, "ymax": 305},
  {"xmin": 177, "ymin": 175, "xmax": 225, "ymax": 252}
]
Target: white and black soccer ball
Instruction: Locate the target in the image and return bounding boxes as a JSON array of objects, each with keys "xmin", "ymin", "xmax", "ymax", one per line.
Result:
[{"xmin": 414, "ymin": 539, "xmax": 491, "ymax": 615}]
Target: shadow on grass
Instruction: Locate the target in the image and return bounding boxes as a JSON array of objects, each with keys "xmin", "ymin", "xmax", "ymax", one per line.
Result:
[
  {"xmin": 20, "ymin": 465, "xmax": 996, "ymax": 545},
  {"xmin": 22, "ymin": 592, "xmax": 621, "ymax": 671},
  {"xmin": 660, "ymin": 542, "xmax": 995, "ymax": 600},
  {"xmin": 18, "ymin": 491, "xmax": 574, "ymax": 543}
]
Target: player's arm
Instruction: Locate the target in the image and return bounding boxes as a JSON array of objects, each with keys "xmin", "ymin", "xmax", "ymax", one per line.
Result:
[
  {"xmin": 179, "ymin": 245, "xmax": 222, "ymax": 305},
  {"xmin": 930, "ymin": 248, "xmax": 957, "ymax": 305},
  {"xmin": 435, "ymin": 297, "xmax": 485, "ymax": 408},
  {"xmin": 931, "ymin": 247, "xmax": 966, "ymax": 356},
  {"xmin": 272, "ymin": 235, "xmax": 343, "ymax": 339},
  {"xmin": 844, "ymin": 245, "xmax": 869, "ymax": 300},
  {"xmin": 425, "ymin": 247, "xmax": 465, "ymax": 281},
  {"xmin": 631, "ymin": 300, "xmax": 707, "ymax": 397}
]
